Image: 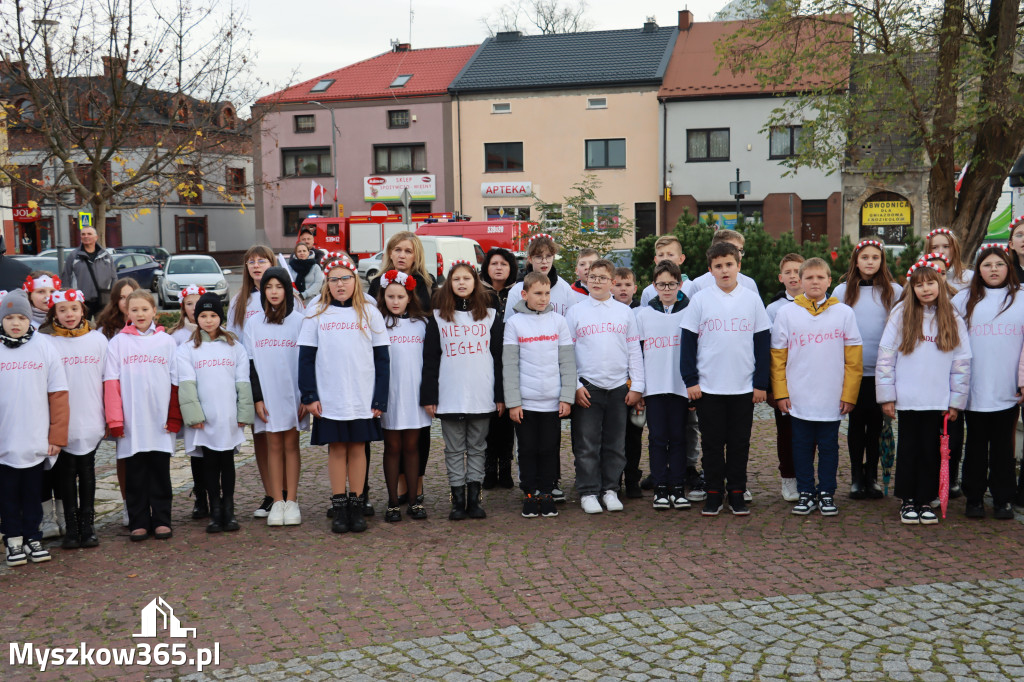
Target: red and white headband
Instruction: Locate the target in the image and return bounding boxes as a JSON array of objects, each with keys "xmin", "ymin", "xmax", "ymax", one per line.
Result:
[
  {"xmin": 925, "ymin": 228, "xmax": 954, "ymax": 242},
  {"xmin": 324, "ymin": 256, "xmax": 357, "ymax": 273},
  {"xmin": 979, "ymin": 243, "xmax": 1011, "ymax": 254},
  {"xmin": 48, "ymin": 289, "xmax": 86, "ymax": 307},
  {"xmin": 528, "ymin": 233, "xmax": 553, "ymax": 244},
  {"xmin": 921, "ymin": 252, "xmax": 951, "ymax": 266},
  {"xmin": 449, "ymin": 259, "xmax": 474, "ymax": 272},
  {"xmin": 855, "ymin": 239, "xmax": 884, "ymax": 252},
  {"xmin": 906, "ymin": 258, "xmax": 944, "ymax": 279},
  {"xmin": 320, "ymin": 251, "xmax": 347, "ymax": 267},
  {"xmin": 0, "ymin": 290, "xmax": 8, "ymax": 299},
  {"xmin": 177, "ymin": 285, "xmax": 206, "ymax": 302},
  {"xmin": 1010, "ymin": 216, "xmax": 1024, "ymax": 233},
  {"xmin": 23, "ymin": 274, "xmax": 61, "ymax": 292},
  {"xmin": 380, "ymin": 269, "xmax": 417, "ymax": 292}
]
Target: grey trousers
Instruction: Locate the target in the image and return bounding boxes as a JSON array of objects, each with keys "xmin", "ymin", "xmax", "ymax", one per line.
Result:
[
  {"xmin": 687, "ymin": 410, "xmax": 701, "ymax": 468},
  {"xmin": 571, "ymin": 382, "xmax": 629, "ymax": 496},
  {"xmin": 441, "ymin": 417, "xmax": 491, "ymax": 486}
]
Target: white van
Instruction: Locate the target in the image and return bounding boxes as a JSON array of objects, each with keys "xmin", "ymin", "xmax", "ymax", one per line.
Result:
[{"xmin": 419, "ymin": 236, "xmax": 485, "ymax": 283}]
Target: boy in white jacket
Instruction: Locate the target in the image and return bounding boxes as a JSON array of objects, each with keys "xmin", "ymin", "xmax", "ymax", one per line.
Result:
[{"xmin": 502, "ymin": 272, "xmax": 577, "ymax": 519}]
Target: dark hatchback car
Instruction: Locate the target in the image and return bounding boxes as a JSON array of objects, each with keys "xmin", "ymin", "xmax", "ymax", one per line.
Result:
[
  {"xmin": 12, "ymin": 251, "xmax": 160, "ymax": 289},
  {"xmin": 113, "ymin": 245, "xmax": 171, "ymax": 266}
]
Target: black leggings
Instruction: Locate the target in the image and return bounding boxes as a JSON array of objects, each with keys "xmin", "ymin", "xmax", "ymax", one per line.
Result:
[
  {"xmin": 847, "ymin": 377, "xmax": 882, "ymax": 477},
  {"xmin": 383, "ymin": 429, "xmax": 420, "ymax": 504},
  {"xmin": 365, "ymin": 425, "xmax": 431, "ymax": 494},
  {"xmin": 54, "ymin": 451, "xmax": 96, "ymax": 512},
  {"xmin": 964, "ymin": 408, "xmax": 1018, "ymax": 505},
  {"xmin": 201, "ymin": 448, "xmax": 236, "ymax": 502}
]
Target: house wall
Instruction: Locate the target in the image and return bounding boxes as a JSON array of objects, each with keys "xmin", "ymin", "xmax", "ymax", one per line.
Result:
[
  {"xmin": 257, "ymin": 98, "xmax": 453, "ymax": 249},
  {"xmin": 451, "ymin": 86, "xmax": 663, "ymax": 247}
]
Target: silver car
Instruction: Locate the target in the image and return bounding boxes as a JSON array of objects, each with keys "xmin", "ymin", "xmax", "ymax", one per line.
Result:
[
  {"xmin": 156, "ymin": 255, "xmax": 231, "ymax": 308},
  {"xmin": 358, "ymin": 251, "xmax": 384, "ymax": 281}
]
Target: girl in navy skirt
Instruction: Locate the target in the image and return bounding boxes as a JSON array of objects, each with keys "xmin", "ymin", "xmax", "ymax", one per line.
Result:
[{"xmin": 299, "ymin": 255, "xmax": 390, "ymax": 534}]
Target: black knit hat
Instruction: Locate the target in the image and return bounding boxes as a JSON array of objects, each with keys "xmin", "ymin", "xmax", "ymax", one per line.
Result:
[
  {"xmin": 195, "ymin": 292, "xmax": 225, "ymax": 326},
  {"xmin": 259, "ymin": 266, "xmax": 295, "ymax": 317}
]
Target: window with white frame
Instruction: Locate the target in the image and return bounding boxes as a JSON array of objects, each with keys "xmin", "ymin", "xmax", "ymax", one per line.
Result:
[
  {"xmin": 491, "ymin": 102, "xmax": 511, "ymax": 114},
  {"xmin": 587, "ymin": 97, "xmax": 607, "ymax": 109}
]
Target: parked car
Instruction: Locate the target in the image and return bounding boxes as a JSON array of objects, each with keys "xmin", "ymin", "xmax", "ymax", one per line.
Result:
[
  {"xmin": 156, "ymin": 255, "xmax": 231, "ymax": 307},
  {"xmin": 606, "ymin": 249, "xmax": 633, "ymax": 270},
  {"xmin": 418, "ymin": 236, "xmax": 485, "ymax": 283},
  {"xmin": 13, "ymin": 251, "xmax": 159, "ymax": 290},
  {"xmin": 113, "ymin": 253, "xmax": 161, "ymax": 290},
  {"xmin": 113, "ymin": 245, "xmax": 171, "ymax": 266},
  {"xmin": 357, "ymin": 251, "xmax": 384, "ymax": 281}
]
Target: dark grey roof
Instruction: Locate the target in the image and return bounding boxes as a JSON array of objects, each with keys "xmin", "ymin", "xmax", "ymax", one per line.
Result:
[{"xmin": 450, "ymin": 26, "xmax": 678, "ymax": 93}]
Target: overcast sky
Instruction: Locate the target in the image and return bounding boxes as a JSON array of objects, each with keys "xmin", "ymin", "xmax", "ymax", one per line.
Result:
[{"xmin": 246, "ymin": 0, "xmax": 728, "ymax": 97}]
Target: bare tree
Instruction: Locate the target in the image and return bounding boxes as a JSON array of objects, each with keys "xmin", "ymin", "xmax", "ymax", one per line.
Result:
[
  {"xmin": 0, "ymin": 0, "xmax": 264, "ymax": 244},
  {"xmin": 482, "ymin": 0, "xmax": 594, "ymax": 36}
]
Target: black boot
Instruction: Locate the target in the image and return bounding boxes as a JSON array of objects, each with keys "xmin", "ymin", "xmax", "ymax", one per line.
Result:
[
  {"xmin": 61, "ymin": 505, "xmax": 81, "ymax": 550},
  {"xmin": 497, "ymin": 456, "xmax": 514, "ymax": 489},
  {"xmin": 863, "ymin": 462, "xmax": 884, "ymax": 499},
  {"xmin": 849, "ymin": 461, "xmax": 865, "ymax": 499},
  {"xmin": 360, "ymin": 490, "xmax": 375, "ymax": 517},
  {"xmin": 206, "ymin": 498, "xmax": 223, "ymax": 533},
  {"xmin": 330, "ymin": 494, "xmax": 349, "ymax": 533},
  {"xmin": 449, "ymin": 486, "xmax": 467, "ymax": 521},
  {"xmin": 483, "ymin": 453, "xmax": 498, "ymax": 490},
  {"xmin": 1015, "ymin": 465, "xmax": 1024, "ymax": 507},
  {"xmin": 348, "ymin": 493, "xmax": 367, "ymax": 533},
  {"xmin": 221, "ymin": 497, "xmax": 239, "ymax": 532},
  {"xmin": 466, "ymin": 482, "xmax": 487, "ymax": 519},
  {"xmin": 79, "ymin": 507, "xmax": 99, "ymax": 548}
]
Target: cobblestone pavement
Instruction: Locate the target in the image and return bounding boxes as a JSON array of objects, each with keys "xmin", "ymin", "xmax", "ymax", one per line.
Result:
[{"xmin": 3, "ymin": 414, "xmax": 1023, "ymax": 681}]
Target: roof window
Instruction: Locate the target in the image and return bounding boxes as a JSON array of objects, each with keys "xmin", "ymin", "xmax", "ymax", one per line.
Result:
[
  {"xmin": 310, "ymin": 79, "xmax": 334, "ymax": 93},
  {"xmin": 390, "ymin": 74, "xmax": 413, "ymax": 88}
]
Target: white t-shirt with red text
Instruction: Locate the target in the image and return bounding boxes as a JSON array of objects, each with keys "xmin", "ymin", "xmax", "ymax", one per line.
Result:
[
  {"xmin": 46, "ymin": 330, "xmax": 107, "ymax": 455},
  {"xmin": 176, "ymin": 338, "xmax": 250, "ymax": 452},
  {"xmin": 244, "ymin": 311, "xmax": 309, "ymax": 434},
  {"xmin": 0, "ymin": 333, "xmax": 68, "ymax": 468},
  {"xmin": 433, "ymin": 309, "xmax": 498, "ymax": 415},
  {"xmin": 635, "ymin": 304, "xmax": 686, "ymax": 397},
  {"xmin": 564, "ymin": 296, "xmax": 644, "ymax": 393},
  {"xmin": 104, "ymin": 329, "xmax": 178, "ymax": 458},
  {"xmin": 680, "ymin": 285, "xmax": 770, "ymax": 394},
  {"xmin": 381, "ymin": 317, "xmax": 431, "ymax": 430}
]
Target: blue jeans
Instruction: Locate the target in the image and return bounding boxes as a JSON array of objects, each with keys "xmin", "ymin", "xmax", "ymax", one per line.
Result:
[{"xmin": 790, "ymin": 417, "xmax": 840, "ymax": 496}]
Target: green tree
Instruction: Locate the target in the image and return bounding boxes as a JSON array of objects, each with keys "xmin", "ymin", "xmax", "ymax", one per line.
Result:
[
  {"xmin": 717, "ymin": 0, "xmax": 1024, "ymax": 257},
  {"xmin": 530, "ymin": 173, "xmax": 634, "ymax": 265}
]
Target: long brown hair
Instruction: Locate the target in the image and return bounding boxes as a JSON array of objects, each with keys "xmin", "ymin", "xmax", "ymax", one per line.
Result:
[
  {"xmin": 381, "ymin": 232, "xmax": 432, "ymax": 284},
  {"xmin": 96, "ymin": 277, "xmax": 140, "ymax": 339},
  {"xmin": 899, "ymin": 266, "xmax": 961, "ymax": 354},
  {"xmin": 231, "ymin": 245, "xmax": 276, "ymax": 331},
  {"xmin": 189, "ymin": 323, "xmax": 237, "ymax": 348},
  {"xmin": 926, "ymin": 228, "xmax": 968, "ymax": 281},
  {"xmin": 842, "ymin": 243, "xmax": 896, "ymax": 311},
  {"xmin": 436, "ymin": 263, "xmax": 490, "ymax": 322},
  {"xmin": 315, "ymin": 262, "xmax": 377, "ymax": 337},
  {"xmin": 168, "ymin": 292, "xmax": 200, "ymax": 334},
  {"xmin": 377, "ymin": 279, "xmax": 428, "ymax": 329},
  {"xmin": 964, "ymin": 246, "xmax": 1020, "ymax": 326}
]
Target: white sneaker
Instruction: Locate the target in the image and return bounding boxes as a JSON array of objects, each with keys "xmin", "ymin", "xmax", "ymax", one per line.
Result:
[
  {"xmin": 283, "ymin": 501, "xmax": 302, "ymax": 525},
  {"xmin": 602, "ymin": 490, "xmax": 623, "ymax": 512},
  {"xmin": 743, "ymin": 489, "xmax": 753, "ymax": 502},
  {"xmin": 266, "ymin": 500, "xmax": 286, "ymax": 526},
  {"xmin": 40, "ymin": 499, "xmax": 61, "ymax": 539},
  {"xmin": 580, "ymin": 495, "xmax": 603, "ymax": 514},
  {"xmin": 121, "ymin": 501, "xmax": 130, "ymax": 527},
  {"xmin": 781, "ymin": 478, "xmax": 799, "ymax": 502}
]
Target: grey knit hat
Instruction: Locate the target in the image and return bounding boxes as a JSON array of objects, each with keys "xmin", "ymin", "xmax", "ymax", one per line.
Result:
[{"xmin": 0, "ymin": 289, "xmax": 33, "ymax": 323}]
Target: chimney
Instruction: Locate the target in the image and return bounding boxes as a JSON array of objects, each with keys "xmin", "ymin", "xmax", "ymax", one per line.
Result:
[
  {"xmin": 495, "ymin": 31, "xmax": 522, "ymax": 42},
  {"xmin": 394, "ymin": 42, "xmax": 411, "ymax": 52},
  {"xmin": 643, "ymin": 20, "xmax": 658, "ymax": 33},
  {"xmin": 101, "ymin": 56, "xmax": 126, "ymax": 80},
  {"xmin": 678, "ymin": 10, "xmax": 693, "ymax": 31}
]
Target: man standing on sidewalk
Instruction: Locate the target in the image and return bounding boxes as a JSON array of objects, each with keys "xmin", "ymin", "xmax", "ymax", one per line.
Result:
[{"xmin": 61, "ymin": 226, "xmax": 117, "ymax": 318}]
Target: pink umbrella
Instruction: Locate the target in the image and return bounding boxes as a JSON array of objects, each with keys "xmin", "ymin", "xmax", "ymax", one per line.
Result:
[{"xmin": 939, "ymin": 414, "xmax": 951, "ymax": 519}]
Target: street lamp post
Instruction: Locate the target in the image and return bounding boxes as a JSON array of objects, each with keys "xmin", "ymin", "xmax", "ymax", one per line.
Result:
[
  {"xmin": 306, "ymin": 101, "xmax": 338, "ymax": 218},
  {"xmin": 729, "ymin": 168, "xmax": 751, "ymax": 229}
]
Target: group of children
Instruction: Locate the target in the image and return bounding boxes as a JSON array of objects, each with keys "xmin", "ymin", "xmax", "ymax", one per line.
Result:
[{"xmin": 3, "ymin": 222, "xmax": 1022, "ymax": 566}]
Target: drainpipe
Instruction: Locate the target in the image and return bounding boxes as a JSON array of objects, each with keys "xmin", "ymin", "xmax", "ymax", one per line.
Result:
[
  {"xmin": 456, "ymin": 94, "xmax": 463, "ymax": 215},
  {"xmin": 661, "ymin": 101, "xmax": 667, "ymax": 235}
]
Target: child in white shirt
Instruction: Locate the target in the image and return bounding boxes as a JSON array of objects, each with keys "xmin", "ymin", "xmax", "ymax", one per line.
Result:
[
  {"xmin": 771, "ymin": 258, "xmax": 863, "ymax": 517},
  {"xmin": 766, "ymin": 253, "xmax": 804, "ymax": 503},
  {"xmin": 0, "ymin": 290, "xmax": 69, "ymax": 566},
  {"xmin": 503, "ymin": 272, "xmax": 576, "ymax": 518},
  {"xmin": 505, "ymin": 234, "xmax": 578, "ymax": 320},
  {"xmin": 680, "ymin": 242, "xmax": 770, "ymax": 517},
  {"xmin": 103, "ymin": 289, "xmax": 182, "ymax": 541},
  {"xmin": 564, "ymin": 259, "xmax": 644, "ymax": 514},
  {"xmin": 177, "ymin": 293, "xmax": 254, "ymax": 534},
  {"xmin": 877, "ymin": 259, "xmax": 971, "ymax": 525},
  {"xmin": 635, "ymin": 262, "xmax": 690, "ymax": 511},
  {"xmin": 39, "ymin": 289, "xmax": 107, "ymax": 549},
  {"xmin": 683, "ymin": 230, "xmax": 760, "ymax": 299}
]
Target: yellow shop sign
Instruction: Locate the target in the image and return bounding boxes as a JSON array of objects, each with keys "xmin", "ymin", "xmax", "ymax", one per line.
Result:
[{"xmin": 861, "ymin": 200, "xmax": 911, "ymax": 226}]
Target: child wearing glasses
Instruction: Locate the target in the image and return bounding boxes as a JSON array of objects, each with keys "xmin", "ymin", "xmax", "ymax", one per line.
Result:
[
  {"xmin": 635, "ymin": 262, "xmax": 691, "ymax": 511},
  {"xmin": 564, "ymin": 259, "xmax": 644, "ymax": 514},
  {"xmin": 505, "ymin": 234, "xmax": 578, "ymax": 321}
]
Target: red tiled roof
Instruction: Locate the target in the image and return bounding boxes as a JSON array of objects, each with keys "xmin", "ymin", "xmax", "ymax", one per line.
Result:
[
  {"xmin": 659, "ymin": 17, "xmax": 850, "ymax": 99},
  {"xmin": 257, "ymin": 45, "xmax": 479, "ymax": 105}
]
